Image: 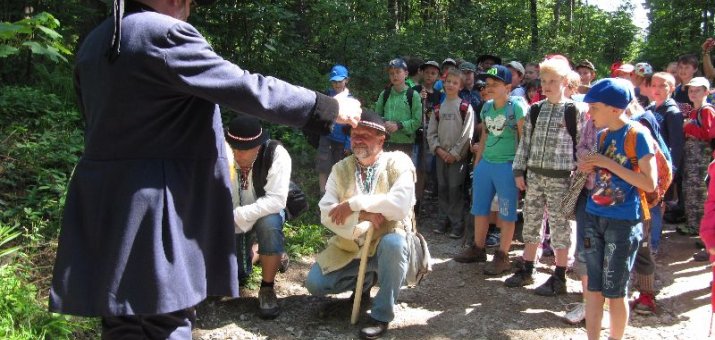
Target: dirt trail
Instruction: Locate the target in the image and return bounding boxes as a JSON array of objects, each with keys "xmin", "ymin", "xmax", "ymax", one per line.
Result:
[{"xmin": 193, "ymin": 202, "xmax": 713, "ymax": 340}]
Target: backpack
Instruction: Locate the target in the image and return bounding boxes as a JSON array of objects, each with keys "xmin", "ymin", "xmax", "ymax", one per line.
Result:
[
  {"xmin": 381, "ymin": 85, "xmax": 415, "ymax": 112},
  {"xmin": 694, "ymin": 103, "xmax": 715, "ymax": 150},
  {"xmin": 598, "ymin": 124, "xmax": 673, "ymax": 219},
  {"xmin": 529, "ymin": 101, "xmax": 579, "ymax": 160},
  {"xmin": 433, "ymin": 99, "xmax": 470, "ymax": 122},
  {"xmin": 253, "ymin": 140, "xmax": 309, "ymax": 220}
]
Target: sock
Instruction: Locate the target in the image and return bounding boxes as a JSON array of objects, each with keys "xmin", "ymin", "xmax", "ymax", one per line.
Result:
[
  {"xmin": 555, "ymin": 266, "xmax": 567, "ymax": 281},
  {"xmin": 637, "ymin": 273, "xmax": 655, "ymax": 294},
  {"xmin": 260, "ymin": 280, "xmax": 274, "ymax": 288},
  {"xmin": 524, "ymin": 260, "xmax": 534, "ymax": 275}
]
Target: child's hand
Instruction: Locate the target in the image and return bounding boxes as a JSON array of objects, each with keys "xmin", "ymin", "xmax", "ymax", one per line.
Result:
[
  {"xmin": 515, "ymin": 176, "xmax": 527, "ymax": 191},
  {"xmin": 583, "ymin": 154, "xmax": 616, "ymax": 171},
  {"xmin": 708, "ymin": 247, "xmax": 715, "ymax": 256},
  {"xmin": 384, "ymin": 121, "xmax": 399, "ymax": 133},
  {"xmin": 703, "ymin": 38, "xmax": 714, "ymax": 53},
  {"xmin": 577, "ymin": 159, "xmax": 595, "ymax": 173},
  {"xmin": 420, "ymin": 88, "xmax": 428, "ymax": 99}
]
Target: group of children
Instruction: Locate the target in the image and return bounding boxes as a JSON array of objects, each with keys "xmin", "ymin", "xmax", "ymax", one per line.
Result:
[{"xmin": 313, "ymin": 42, "xmax": 715, "ymax": 339}]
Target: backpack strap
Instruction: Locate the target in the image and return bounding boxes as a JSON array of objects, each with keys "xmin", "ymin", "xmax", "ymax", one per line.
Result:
[
  {"xmin": 623, "ymin": 127, "xmax": 651, "ymax": 221},
  {"xmin": 564, "ymin": 102, "xmax": 578, "ymax": 161},
  {"xmin": 481, "ymin": 100, "xmax": 494, "ymax": 134},
  {"xmin": 433, "ymin": 103, "xmax": 441, "ymax": 122},
  {"xmin": 528, "ymin": 101, "xmax": 542, "ymax": 140},
  {"xmin": 382, "ymin": 85, "xmax": 414, "ymax": 113},
  {"xmin": 252, "ymin": 140, "xmax": 280, "ymax": 199}
]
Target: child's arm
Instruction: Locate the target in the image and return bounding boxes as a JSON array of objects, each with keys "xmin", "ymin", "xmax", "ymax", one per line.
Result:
[
  {"xmin": 665, "ymin": 108, "xmax": 685, "ymax": 168},
  {"xmin": 399, "ymin": 93, "xmax": 423, "ymax": 134},
  {"xmin": 374, "ymin": 91, "xmax": 385, "ymax": 115},
  {"xmin": 583, "ymin": 132, "xmax": 657, "ymax": 192},
  {"xmin": 684, "ymin": 107, "xmax": 715, "ymax": 140},
  {"xmin": 447, "ymin": 105, "xmax": 475, "ymax": 159},
  {"xmin": 426, "ymin": 112, "xmax": 439, "ymax": 154},
  {"xmin": 474, "ymin": 127, "xmax": 487, "ymax": 165}
]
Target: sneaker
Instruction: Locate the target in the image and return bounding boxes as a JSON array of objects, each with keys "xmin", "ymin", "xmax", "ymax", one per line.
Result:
[
  {"xmin": 485, "ymin": 232, "xmax": 500, "ymax": 248},
  {"xmin": 563, "ymin": 302, "xmax": 586, "ymax": 324},
  {"xmin": 534, "ymin": 275, "xmax": 567, "ymax": 296},
  {"xmin": 632, "ymin": 292, "xmax": 657, "ymax": 315},
  {"xmin": 453, "ymin": 245, "xmax": 487, "ymax": 263},
  {"xmin": 484, "ymin": 250, "xmax": 511, "ymax": 275},
  {"xmin": 505, "ymin": 269, "xmax": 534, "ymax": 287},
  {"xmin": 433, "ymin": 220, "xmax": 450, "ymax": 234},
  {"xmin": 258, "ymin": 286, "xmax": 280, "ymax": 319}
]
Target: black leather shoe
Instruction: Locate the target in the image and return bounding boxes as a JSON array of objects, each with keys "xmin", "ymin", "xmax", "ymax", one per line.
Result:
[{"xmin": 359, "ymin": 318, "xmax": 389, "ymax": 339}]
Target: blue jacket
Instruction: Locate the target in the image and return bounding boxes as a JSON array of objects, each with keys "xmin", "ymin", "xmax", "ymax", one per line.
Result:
[{"xmin": 50, "ymin": 8, "xmax": 338, "ymax": 317}]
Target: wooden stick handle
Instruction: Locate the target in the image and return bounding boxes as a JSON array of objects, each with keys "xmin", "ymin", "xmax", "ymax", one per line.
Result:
[{"xmin": 351, "ymin": 222, "xmax": 374, "ymax": 325}]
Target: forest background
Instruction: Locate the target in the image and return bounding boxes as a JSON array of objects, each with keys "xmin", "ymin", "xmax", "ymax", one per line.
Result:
[{"xmin": 0, "ymin": 0, "xmax": 713, "ymax": 338}]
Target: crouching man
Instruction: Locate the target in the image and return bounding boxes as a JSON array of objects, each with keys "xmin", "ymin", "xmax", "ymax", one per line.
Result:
[
  {"xmin": 305, "ymin": 110, "xmax": 415, "ymax": 339},
  {"xmin": 226, "ymin": 115, "xmax": 291, "ymax": 319}
]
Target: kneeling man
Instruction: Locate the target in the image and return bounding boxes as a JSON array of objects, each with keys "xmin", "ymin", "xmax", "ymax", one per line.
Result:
[{"xmin": 305, "ymin": 111, "xmax": 415, "ymax": 339}]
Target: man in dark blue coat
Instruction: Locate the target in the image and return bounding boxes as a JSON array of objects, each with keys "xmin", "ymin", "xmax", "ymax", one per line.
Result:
[{"xmin": 49, "ymin": 0, "xmax": 361, "ymax": 338}]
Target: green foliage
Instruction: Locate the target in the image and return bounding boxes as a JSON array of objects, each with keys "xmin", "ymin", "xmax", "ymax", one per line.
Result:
[
  {"xmin": 0, "ymin": 86, "xmax": 83, "ymax": 239},
  {"xmin": 0, "ymin": 263, "xmax": 94, "ymax": 339},
  {"xmin": 0, "ymin": 12, "xmax": 71, "ymax": 62},
  {"xmin": 0, "ymin": 224, "xmax": 22, "ymax": 261},
  {"xmin": 640, "ymin": 0, "xmax": 715, "ymax": 69}
]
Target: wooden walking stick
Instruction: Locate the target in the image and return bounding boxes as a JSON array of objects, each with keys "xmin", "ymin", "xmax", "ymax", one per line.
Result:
[{"xmin": 351, "ymin": 221, "xmax": 374, "ymax": 325}]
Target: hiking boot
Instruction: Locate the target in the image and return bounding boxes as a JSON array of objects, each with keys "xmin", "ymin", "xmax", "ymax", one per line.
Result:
[
  {"xmin": 632, "ymin": 292, "xmax": 657, "ymax": 315},
  {"xmin": 484, "ymin": 250, "xmax": 511, "ymax": 275},
  {"xmin": 563, "ymin": 302, "xmax": 586, "ymax": 324},
  {"xmin": 258, "ymin": 286, "xmax": 280, "ymax": 319},
  {"xmin": 453, "ymin": 245, "xmax": 486, "ymax": 263},
  {"xmin": 534, "ymin": 275, "xmax": 567, "ymax": 296},
  {"xmin": 449, "ymin": 226, "xmax": 465, "ymax": 239},
  {"xmin": 485, "ymin": 231, "xmax": 500, "ymax": 248},
  {"xmin": 505, "ymin": 268, "xmax": 534, "ymax": 287},
  {"xmin": 433, "ymin": 220, "xmax": 450, "ymax": 234}
]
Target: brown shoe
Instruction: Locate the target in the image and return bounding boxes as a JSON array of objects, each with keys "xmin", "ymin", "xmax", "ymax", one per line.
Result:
[
  {"xmin": 453, "ymin": 245, "xmax": 486, "ymax": 263},
  {"xmin": 484, "ymin": 250, "xmax": 511, "ymax": 275}
]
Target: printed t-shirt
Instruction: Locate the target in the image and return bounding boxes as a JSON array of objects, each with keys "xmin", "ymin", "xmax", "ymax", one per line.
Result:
[
  {"xmin": 586, "ymin": 122, "xmax": 655, "ymax": 220},
  {"xmin": 480, "ymin": 99, "xmax": 526, "ymax": 163}
]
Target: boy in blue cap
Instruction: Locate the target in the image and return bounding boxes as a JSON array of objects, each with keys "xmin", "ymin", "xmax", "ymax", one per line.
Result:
[
  {"xmin": 454, "ymin": 65, "xmax": 527, "ymax": 274},
  {"xmin": 316, "ymin": 65, "xmax": 352, "ymax": 194},
  {"xmin": 578, "ymin": 78, "xmax": 657, "ymax": 340}
]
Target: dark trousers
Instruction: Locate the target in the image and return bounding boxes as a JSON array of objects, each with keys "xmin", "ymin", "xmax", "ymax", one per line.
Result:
[{"xmin": 101, "ymin": 308, "xmax": 195, "ymax": 340}]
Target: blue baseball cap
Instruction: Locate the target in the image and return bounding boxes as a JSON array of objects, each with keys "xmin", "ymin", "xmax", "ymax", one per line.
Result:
[
  {"xmin": 584, "ymin": 78, "xmax": 634, "ymax": 110},
  {"xmin": 387, "ymin": 58, "xmax": 408, "ymax": 70},
  {"xmin": 329, "ymin": 65, "xmax": 348, "ymax": 82},
  {"xmin": 477, "ymin": 65, "xmax": 512, "ymax": 84}
]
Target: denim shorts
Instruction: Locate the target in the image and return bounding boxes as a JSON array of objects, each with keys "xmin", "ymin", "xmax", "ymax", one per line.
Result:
[
  {"xmin": 583, "ymin": 212, "xmax": 642, "ymax": 298},
  {"xmin": 471, "ymin": 160, "xmax": 518, "ymax": 221}
]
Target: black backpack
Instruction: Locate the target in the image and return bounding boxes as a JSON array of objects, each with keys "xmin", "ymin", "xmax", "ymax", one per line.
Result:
[
  {"xmin": 528, "ymin": 101, "xmax": 579, "ymax": 160},
  {"xmin": 381, "ymin": 85, "xmax": 415, "ymax": 112},
  {"xmin": 252, "ymin": 140, "xmax": 308, "ymax": 220}
]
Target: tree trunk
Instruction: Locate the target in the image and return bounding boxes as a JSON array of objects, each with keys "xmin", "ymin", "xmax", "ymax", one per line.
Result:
[
  {"xmin": 388, "ymin": 0, "xmax": 398, "ymax": 30},
  {"xmin": 530, "ymin": 0, "xmax": 538, "ymax": 52},
  {"xmin": 568, "ymin": 0, "xmax": 574, "ymax": 35},
  {"xmin": 553, "ymin": 0, "xmax": 562, "ymax": 36}
]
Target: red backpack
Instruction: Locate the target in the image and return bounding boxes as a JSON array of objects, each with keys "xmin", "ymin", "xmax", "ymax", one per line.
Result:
[
  {"xmin": 433, "ymin": 99, "xmax": 470, "ymax": 122},
  {"xmin": 598, "ymin": 123, "xmax": 673, "ymax": 220}
]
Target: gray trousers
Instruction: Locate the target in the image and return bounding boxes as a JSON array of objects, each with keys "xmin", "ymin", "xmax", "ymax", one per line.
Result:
[{"xmin": 436, "ymin": 157, "xmax": 467, "ymax": 228}]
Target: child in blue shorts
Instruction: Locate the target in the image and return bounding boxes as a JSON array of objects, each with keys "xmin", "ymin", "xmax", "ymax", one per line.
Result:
[
  {"xmin": 579, "ymin": 78, "xmax": 658, "ymax": 340},
  {"xmin": 453, "ymin": 65, "xmax": 527, "ymax": 276}
]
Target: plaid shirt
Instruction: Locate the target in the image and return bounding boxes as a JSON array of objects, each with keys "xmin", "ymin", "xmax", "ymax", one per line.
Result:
[{"xmin": 513, "ymin": 100, "xmax": 586, "ymax": 176}]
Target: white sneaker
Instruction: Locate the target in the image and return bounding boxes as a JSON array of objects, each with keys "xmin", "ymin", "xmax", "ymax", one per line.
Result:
[{"xmin": 564, "ymin": 302, "xmax": 586, "ymax": 324}]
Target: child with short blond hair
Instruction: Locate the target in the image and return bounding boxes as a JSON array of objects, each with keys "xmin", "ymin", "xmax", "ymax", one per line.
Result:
[{"xmin": 508, "ymin": 57, "xmax": 586, "ymax": 295}]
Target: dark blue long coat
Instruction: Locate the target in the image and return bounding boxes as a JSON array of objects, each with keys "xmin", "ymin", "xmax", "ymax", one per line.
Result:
[{"xmin": 49, "ymin": 9, "xmax": 337, "ymax": 317}]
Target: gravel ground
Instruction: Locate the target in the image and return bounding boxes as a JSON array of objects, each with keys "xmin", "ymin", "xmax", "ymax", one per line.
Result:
[{"xmin": 193, "ymin": 199, "xmax": 713, "ymax": 339}]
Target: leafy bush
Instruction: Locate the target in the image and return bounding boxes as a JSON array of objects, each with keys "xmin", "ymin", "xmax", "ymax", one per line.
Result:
[
  {"xmin": 0, "ymin": 263, "xmax": 95, "ymax": 339},
  {"xmin": 0, "ymin": 86, "xmax": 83, "ymax": 239}
]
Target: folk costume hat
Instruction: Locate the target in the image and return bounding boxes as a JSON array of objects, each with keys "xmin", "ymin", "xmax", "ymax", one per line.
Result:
[
  {"xmin": 107, "ymin": 0, "xmax": 217, "ymax": 62},
  {"xmin": 225, "ymin": 115, "xmax": 269, "ymax": 150},
  {"xmin": 343, "ymin": 109, "xmax": 388, "ymax": 136}
]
